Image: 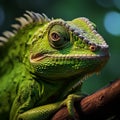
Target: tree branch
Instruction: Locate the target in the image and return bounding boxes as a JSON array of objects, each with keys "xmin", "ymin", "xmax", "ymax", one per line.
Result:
[{"xmin": 51, "ymin": 79, "xmax": 120, "ymax": 120}]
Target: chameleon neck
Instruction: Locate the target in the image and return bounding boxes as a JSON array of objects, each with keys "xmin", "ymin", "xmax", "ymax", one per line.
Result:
[{"xmin": 36, "ymin": 73, "xmax": 85, "ymax": 103}]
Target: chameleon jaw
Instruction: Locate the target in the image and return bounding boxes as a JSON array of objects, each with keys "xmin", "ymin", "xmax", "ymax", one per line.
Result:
[{"xmin": 30, "ymin": 52, "xmax": 109, "ymax": 63}]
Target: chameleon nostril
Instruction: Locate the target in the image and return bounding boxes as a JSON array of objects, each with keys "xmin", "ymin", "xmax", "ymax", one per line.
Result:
[{"xmin": 89, "ymin": 45, "xmax": 97, "ymax": 52}]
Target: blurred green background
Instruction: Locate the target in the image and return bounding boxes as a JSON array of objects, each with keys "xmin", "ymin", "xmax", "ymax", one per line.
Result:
[{"xmin": 0, "ymin": 0, "xmax": 120, "ymax": 94}]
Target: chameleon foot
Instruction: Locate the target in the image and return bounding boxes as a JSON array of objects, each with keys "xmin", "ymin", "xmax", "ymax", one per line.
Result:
[{"xmin": 61, "ymin": 94, "xmax": 82, "ymax": 119}]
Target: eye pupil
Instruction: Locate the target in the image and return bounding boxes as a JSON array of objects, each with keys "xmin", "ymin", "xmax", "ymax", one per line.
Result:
[{"xmin": 51, "ymin": 32, "xmax": 60, "ymax": 41}]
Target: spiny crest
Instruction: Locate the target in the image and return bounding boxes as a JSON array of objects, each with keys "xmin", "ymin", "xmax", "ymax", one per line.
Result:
[
  {"xmin": 47, "ymin": 18, "xmax": 108, "ymax": 49},
  {"xmin": 0, "ymin": 11, "xmax": 51, "ymax": 46}
]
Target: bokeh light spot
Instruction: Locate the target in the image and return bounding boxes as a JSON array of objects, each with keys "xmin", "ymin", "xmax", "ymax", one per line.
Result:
[{"xmin": 104, "ymin": 11, "xmax": 120, "ymax": 36}]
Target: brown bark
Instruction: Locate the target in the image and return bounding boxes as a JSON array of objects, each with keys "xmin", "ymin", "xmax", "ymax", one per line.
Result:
[{"xmin": 52, "ymin": 79, "xmax": 120, "ymax": 120}]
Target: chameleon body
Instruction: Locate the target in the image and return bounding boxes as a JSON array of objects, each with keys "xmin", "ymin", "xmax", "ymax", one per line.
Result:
[{"xmin": 0, "ymin": 11, "xmax": 109, "ymax": 120}]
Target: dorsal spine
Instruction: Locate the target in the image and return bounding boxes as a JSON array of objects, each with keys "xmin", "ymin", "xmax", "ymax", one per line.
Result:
[{"xmin": 0, "ymin": 11, "xmax": 51, "ymax": 46}]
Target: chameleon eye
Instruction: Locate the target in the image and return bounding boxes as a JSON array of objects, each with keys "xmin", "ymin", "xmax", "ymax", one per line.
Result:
[
  {"xmin": 50, "ymin": 32, "xmax": 60, "ymax": 41},
  {"xmin": 48, "ymin": 24, "xmax": 70, "ymax": 49}
]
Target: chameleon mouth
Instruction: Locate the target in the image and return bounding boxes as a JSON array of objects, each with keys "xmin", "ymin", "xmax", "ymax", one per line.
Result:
[
  {"xmin": 30, "ymin": 53, "xmax": 47, "ymax": 62},
  {"xmin": 30, "ymin": 52, "xmax": 109, "ymax": 63}
]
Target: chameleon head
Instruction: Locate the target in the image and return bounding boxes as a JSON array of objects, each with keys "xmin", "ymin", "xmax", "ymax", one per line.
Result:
[{"xmin": 30, "ymin": 17, "xmax": 109, "ymax": 80}]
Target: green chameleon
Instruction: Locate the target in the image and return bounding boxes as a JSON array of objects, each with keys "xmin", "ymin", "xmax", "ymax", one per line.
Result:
[{"xmin": 0, "ymin": 11, "xmax": 109, "ymax": 120}]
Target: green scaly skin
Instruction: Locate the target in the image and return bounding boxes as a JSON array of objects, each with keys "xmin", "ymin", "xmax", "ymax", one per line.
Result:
[{"xmin": 0, "ymin": 11, "xmax": 109, "ymax": 120}]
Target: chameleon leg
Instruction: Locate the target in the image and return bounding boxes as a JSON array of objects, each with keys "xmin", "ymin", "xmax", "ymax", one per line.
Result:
[
  {"xmin": 18, "ymin": 101, "xmax": 62, "ymax": 120},
  {"xmin": 18, "ymin": 94, "xmax": 82, "ymax": 120}
]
